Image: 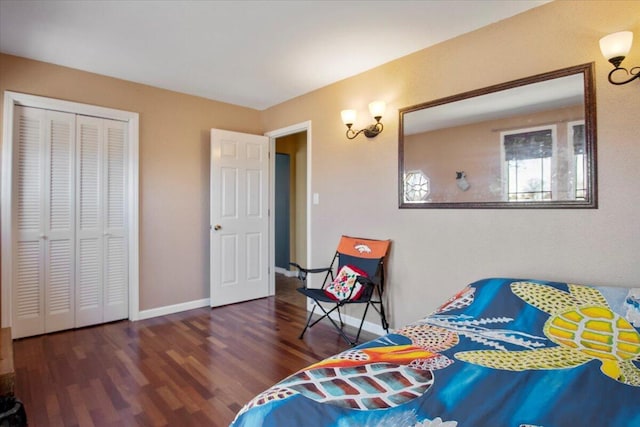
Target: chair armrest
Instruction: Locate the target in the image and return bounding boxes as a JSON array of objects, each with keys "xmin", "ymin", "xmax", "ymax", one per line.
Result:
[
  {"xmin": 289, "ymin": 262, "xmax": 331, "ymax": 274},
  {"xmin": 289, "ymin": 262, "xmax": 332, "ymax": 285},
  {"xmin": 354, "ymin": 276, "xmax": 381, "ymax": 300},
  {"xmin": 355, "ymin": 276, "xmax": 377, "ymax": 287}
]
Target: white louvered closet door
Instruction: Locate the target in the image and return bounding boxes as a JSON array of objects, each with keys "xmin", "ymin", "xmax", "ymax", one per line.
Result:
[
  {"xmin": 75, "ymin": 116, "xmax": 128, "ymax": 328},
  {"xmin": 103, "ymin": 118, "xmax": 128, "ymax": 322},
  {"xmin": 12, "ymin": 106, "xmax": 76, "ymax": 338}
]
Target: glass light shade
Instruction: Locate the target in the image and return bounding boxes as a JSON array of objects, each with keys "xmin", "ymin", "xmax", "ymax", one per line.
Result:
[
  {"xmin": 599, "ymin": 31, "xmax": 633, "ymax": 60},
  {"xmin": 368, "ymin": 100, "xmax": 386, "ymax": 118},
  {"xmin": 341, "ymin": 109, "xmax": 356, "ymax": 125}
]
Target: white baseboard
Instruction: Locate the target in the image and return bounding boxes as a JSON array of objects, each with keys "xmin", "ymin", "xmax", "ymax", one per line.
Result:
[
  {"xmin": 138, "ymin": 298, "xmax": 210, "ymax": 320},
  {"xmin": 310, "ymin": 302, "xmax": 388, "ymax": 337},
  {"xmin": 275, "ymin": 267, "xmax": 298, "ymax": 277}
]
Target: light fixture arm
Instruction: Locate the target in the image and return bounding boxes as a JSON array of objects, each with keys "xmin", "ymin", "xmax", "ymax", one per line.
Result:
[
  {"xmin": 606, "ymin": 64, "xmax": 640, "ymax": 85},
  {"xmin": 341, "ymin": 101, "xmax": 386, "ymax": 140},
  {"xmin": 600, "ymin": 31, "xmax": 638, "ymax": 86},
  {"xmin": 345, "ymin": 118, "xmax": 384, "ymax": 140}
]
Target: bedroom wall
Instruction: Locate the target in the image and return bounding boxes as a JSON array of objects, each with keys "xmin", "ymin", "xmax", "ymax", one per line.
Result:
[
  {"xmin": 261, "ymin": 0, "xmax": 640, "ymax": 327},
  {"xmin": 0, "ymin": 53, "xmax": 263, "ymax": 312}
]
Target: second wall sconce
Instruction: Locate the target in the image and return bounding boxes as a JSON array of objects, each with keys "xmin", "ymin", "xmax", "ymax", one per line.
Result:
[
  {"xmin": 599, "ymin": 31, "xmax": 639, "ymax": 86},
  {"xmin": 341, "ymin": 101, "xmax": 386, "ymax": 140},
  {"xmin": 456, "ymin": 171, "xmax": 470, "ymax": 192}
]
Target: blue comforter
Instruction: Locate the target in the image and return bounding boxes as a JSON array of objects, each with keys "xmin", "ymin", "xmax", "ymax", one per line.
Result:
[{"xmin": 231, "ymin": 278, "xmax": 640, "ymax": 427}]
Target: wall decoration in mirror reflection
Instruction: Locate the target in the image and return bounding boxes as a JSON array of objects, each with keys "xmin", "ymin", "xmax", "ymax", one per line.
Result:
[
  {"xmin": 404, "ymin": 170, "xmax": 430, "ymax": 203},
  {"xmin": 398, "ymin": 63, "xmax": 597, "ymax": 209}
]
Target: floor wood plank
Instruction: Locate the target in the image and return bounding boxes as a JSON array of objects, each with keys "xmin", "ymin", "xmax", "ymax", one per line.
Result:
[{"xmin": 13, "ymin": 275, "xmax": 377, "ymax": 426}]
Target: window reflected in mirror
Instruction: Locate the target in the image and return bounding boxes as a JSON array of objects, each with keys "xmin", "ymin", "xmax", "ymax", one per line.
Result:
[{"xmin": 503, "ymin": 126, "xmax": 554, "ymax": 202}]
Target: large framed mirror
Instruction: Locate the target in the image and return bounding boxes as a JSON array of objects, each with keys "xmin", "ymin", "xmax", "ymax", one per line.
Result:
[{"xmin": 399, "ymin": 63, "xmax": 596, "ymax": 209}]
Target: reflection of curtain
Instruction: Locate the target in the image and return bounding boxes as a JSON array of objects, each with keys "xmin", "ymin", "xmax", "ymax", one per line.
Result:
[
  {"xmin": 573, "ymin": 124, "xmax": 585, "ymax": 155},
  {"xmin": 504, "ymin": 129, "xmax": 552, "ymax": 160}
]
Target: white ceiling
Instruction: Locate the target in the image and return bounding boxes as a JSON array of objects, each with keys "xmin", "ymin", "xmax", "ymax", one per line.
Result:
[{"xmin": 0, "ymin": 0, "xmax": 549, "ymax": 110}]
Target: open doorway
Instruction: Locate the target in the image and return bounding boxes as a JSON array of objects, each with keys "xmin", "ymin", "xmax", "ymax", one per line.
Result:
[{"xmin": 273, "ymin": 130, "xmax": 307, "ymax": 307}]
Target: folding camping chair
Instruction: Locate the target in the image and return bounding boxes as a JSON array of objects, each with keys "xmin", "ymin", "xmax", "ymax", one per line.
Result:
[{"xmin": 290, "ymin": 235, "xmax": 391, "ymax": 346}]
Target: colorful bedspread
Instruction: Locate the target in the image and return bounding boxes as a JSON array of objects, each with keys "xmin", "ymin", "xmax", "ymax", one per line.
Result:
[{"xmin": 230, "ymin": 278, "xmax": 640, "ymax": 427}]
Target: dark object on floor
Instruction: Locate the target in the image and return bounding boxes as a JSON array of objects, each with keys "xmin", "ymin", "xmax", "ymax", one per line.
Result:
[{"xmin": 0, "ymin": 396, "xmax": 27, "ymax": 427}]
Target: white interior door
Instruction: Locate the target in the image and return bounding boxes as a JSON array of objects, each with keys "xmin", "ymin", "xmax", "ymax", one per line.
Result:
[
  {"xmin": 210, "ymin": 129, "xmax": 269, "ymax": 307},
  {"xmin": 76, "ymin": 116, "xmax": 129, "ymax": 328},
  {"xmin": 12, "ymin": 106, "xmax": 76, "ymax": 338}
]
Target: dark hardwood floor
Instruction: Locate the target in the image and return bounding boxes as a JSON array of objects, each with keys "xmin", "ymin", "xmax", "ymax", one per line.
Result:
[{"xmin": 13, "ymin": 275, "xmax": 376, "ymax": 426}]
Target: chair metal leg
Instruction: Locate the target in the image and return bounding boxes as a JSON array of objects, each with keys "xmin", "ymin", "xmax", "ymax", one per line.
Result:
[
  {"xmin": 302, "ymin": 302, "xmax": 355, "ymax": 346},
  {"xmin": 367, "ymin": 296, "xmax": 390, "ymax": 333},
  {"xmin": 337, "ymin": 305, "xmax": 344, "ymax": 328},
  {"xmin": 327, "ymin": 313, "xmax": 355, "ymax": 346},
  {"xmin": 353, "ymin": 302, "xmax": 371, "ymax": 345},
  {"xmin": 299, "ymin": 304, "xmax": 317, "ymax": 339},
  {"xmin": 378, "ymin": 300, "xmax": 389, "ymax": 332}
]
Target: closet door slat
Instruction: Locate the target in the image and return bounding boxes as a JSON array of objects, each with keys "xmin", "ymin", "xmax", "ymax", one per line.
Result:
[
  {"xmin": 44, "ymin": 110, "xmax": 76, "ymax": 333},
  {"xmin": 103, "ymin": 120, "xmax": 128, "ymax": 322},
  {"xmin": 13, "ymin": 107, "xmax": 46, "ymax": 338},
  {"xmin": 75, "ymin": 116, "xmax": 104, "ymax": 327}
]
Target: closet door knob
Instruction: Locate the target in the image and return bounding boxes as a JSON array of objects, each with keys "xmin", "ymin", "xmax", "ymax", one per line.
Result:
[{"xmin": 214, "ymin": 224, "xmax": 222, "ymax": 231}]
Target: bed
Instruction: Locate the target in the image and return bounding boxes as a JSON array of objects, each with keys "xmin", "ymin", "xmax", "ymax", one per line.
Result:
[{"xmin": 230, "ymin": 278, "xmax": 640, "ymax": 427}]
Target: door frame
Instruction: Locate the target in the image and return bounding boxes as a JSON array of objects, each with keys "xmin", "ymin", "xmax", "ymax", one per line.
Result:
[
  {"xmin": 1, "ymin": 91, "xmax": 140, "ymax": 326},
  {"xmin": 265, "ymin": 121, "xmax": 312, "ymax": 296}
]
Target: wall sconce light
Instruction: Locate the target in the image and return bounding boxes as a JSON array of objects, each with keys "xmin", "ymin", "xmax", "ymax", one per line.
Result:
[
  {"xmin": 340, "ymin": 101, "xmax": 385, "ymax": 139},
  {"xmin": 599, "ymin": 31, "xmax": 639, "ymax": 85}
]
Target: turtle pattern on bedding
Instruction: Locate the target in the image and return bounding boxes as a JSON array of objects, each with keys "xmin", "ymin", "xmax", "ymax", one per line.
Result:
[{"xmin": 230, "ymin": 278, "xmax": 640, "ymax": 427}]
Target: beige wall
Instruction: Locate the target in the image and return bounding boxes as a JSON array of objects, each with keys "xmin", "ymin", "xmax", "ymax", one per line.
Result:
[
  {"xmin": 262, "ymin": 0, "xmax": 640, "ymax": 327},
  {"xmin": 1, "ymin": 1, "xmax": 639, "ymax": 329},
  {"xmin": 0, "ymin": 54, "xmax": 262, "ymax": 311}
]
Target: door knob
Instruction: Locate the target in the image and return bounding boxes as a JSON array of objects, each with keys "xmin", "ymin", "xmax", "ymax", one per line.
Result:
[{"xmin": 214, "ymin": 224, "xmax": 222, "ymax": 231}]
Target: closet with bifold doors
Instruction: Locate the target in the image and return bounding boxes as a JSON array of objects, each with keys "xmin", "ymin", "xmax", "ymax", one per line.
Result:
[{"xmin": 10, "ymin": 106, "xmax": 129, "ymax": 339}]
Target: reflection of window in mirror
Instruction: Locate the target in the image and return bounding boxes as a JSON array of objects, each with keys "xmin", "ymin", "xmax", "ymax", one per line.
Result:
[
  {"xmin": 569, "ymin": 121, "xmax": 586, "ymax": 200},
  {"xmin": 501, "ymin": 126, "xmax": 557, "ymax": 202},
  {"xmin": 404, "ymin": 170, "xmax": 430, "ymax": 203}
]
